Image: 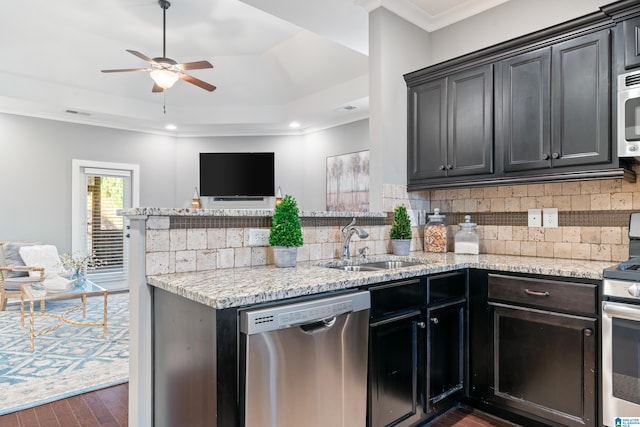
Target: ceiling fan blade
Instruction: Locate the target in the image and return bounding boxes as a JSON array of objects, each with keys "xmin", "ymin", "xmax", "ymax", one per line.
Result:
[
  {"xmin": 180, "ymin": 74, "xmax": 216, "ymax": 92},
  {"xmin": 152, "ymin": 83, "xmax": 164, "ymax": 93},
  {"xmin": 101, "ymin": 68, "xmax": 150, "ymax": 73},
  {"xmin": 177, "ymin": 60, "xmax": 213, "ymax": 71},
  {"xmin": 126, "ymin": 49, "xmax": 158, "ymax": 65}
]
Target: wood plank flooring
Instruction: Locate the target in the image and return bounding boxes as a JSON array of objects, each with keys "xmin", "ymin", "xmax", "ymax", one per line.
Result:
[
  {"xmin": 427, "ymin": 406, "xmax": 521, "ymax": 426},
  {"xmin": 0, "ymin": 383, "xmax": 128, "ymax": 427},
  {"xmin": 0, "ymin": 382, "xmax": 516, "ymax": 427}
]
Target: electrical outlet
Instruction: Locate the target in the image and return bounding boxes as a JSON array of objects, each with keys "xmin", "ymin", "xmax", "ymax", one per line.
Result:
[
  {"xmin": 249, "ymin": 229, "xmax": 270, "ymax": 246},
  {"xmin": 527, "ymin": 209, "xmax": 542, "ymax": 227},
  {"xmin": 542, "ymin": 208, "xmax": 558, "ymax": 228}
]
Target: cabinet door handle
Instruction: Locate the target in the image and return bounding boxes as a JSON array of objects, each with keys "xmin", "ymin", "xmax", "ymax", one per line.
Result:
[
  {"xmin": 524, "ymin": 289, "xmax": 550, "ymax": 297},
  {"xmin": 417, "ymin": 321, "xmax": 426, "ymax": 329},
  {"xmin": 584, "ymin": 329, "xmax": 593, "ymax": 337},
  {"xmin": 439, "ymin": 165, "xmax": 445, "ymax": 170},
  {"xmin": 542, "ymin": 153, "xmax": 550, "ymax": 160},
  {"xmin": 552, "ymin": 152, "xmax": 559, "ymax": 159},
  {"xmin": 430, "ymin": 317, "xmax": 439, "ymax": 324},
  {"xmin": 446, "ymin": 164, "xmax": 453, "ymax": 170}
]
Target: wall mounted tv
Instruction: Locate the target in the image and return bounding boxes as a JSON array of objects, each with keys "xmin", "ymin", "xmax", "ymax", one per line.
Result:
[{"xmin": 199, "ymin": 152, "xmax": 275, "ymax": 200}]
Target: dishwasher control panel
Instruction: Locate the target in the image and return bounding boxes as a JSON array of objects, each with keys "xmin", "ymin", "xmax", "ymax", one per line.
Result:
[
  {"xmin": 240, "ymin": 291, "xmax": 370, "ymax": 335},
  {"xmin": 278, "ymin": 301, "xmax": 353, "ymax": 327}
]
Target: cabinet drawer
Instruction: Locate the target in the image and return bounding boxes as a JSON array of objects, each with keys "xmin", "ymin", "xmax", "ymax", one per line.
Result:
[
  {"xmin": 488, "ymin": 274, "xmax": 597, "ymax": 315},
  {"xmin": 428, "ymin": 270, "xmax": 466, "ymax": 305},
  {"xmin": 370, "ymin": 278, "xmax": 424, "ymax": 319}
]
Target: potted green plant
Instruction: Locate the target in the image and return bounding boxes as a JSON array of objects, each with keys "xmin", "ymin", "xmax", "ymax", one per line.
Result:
[
  {"xmin": 269, "ymin": 195, "xmax": 304, "ymax": 267},
  {"xmin": 389, "ymin": 205, "xmax": 412, "ymax": 256}
]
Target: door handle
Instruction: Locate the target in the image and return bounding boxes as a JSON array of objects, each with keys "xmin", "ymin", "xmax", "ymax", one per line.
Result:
[
  {"xmin": 552, "ymin": 152, "xmax": 560, "ymax": 159},
  {"xmin": 430, "ymin": 317, "xmax": 439, "ymax": 324},
  {"xmin": 542, "ymin": 153, "xmax": 550, "ymax": 160}
]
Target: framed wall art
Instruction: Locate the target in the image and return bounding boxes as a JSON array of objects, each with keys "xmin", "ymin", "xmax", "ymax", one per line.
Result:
[{"xmin": 326, "ymin": 150, "xmax": 369, "ymax": 212}]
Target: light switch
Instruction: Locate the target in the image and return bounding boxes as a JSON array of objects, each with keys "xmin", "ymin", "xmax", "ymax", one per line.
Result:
[
  {"xmin": 542, "ymin": 208, "xmax": 558, "ymax": 228},
  {"xmin": 528, "ymin": 209, "xmax": 542, "ymax": 227}
]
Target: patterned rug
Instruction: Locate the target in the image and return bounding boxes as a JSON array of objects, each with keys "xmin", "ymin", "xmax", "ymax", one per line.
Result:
[{"xmin": 0, "ymin": 292, "xmax": 129, "ymax": 415}]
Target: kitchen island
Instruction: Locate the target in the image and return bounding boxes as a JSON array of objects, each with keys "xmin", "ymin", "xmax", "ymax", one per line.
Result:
[{"xmin": 121, "ymin": 208, "xmax": 614, "ymax": 426}]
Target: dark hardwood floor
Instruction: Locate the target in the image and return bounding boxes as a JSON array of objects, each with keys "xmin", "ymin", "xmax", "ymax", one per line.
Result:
[
  {"xmin": 427, "ymin": 406, "xmax": 521, "ymax": 427},
  {"xmin": 0, "ymin": 383, "xmax": 128, "ymax": 427},
  {"xmin": 0, "ymin": 383, "xmax": 516, "ymax": 427}
]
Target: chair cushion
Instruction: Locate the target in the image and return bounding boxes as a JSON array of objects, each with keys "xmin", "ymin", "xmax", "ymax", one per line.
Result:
[
  {"xmin": 2, "ymin": 242, "xmax": 35, "ymax": 278},
  {"xmin": 3, "ymin": 276, "xmax": 41, "ymax": 290},
  {"xmin": 18, "ymin": 245, "xmax": 66, "ymax": 278}
]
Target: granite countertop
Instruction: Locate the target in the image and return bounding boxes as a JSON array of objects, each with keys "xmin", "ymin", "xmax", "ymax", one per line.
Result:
[{"xmin": 146, "ymin": 252, "xmax": 615, "ymax": 310}]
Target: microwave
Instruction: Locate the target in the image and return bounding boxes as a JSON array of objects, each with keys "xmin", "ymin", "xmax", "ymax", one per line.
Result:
[{"xmin": 618, "ymin": 70, "xmax": 640, "ymax": 157}]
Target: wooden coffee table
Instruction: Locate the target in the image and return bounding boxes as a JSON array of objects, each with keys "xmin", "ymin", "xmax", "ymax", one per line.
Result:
[{"xmin": 20, "ymin": 280, "xmax": 108, "ymax": 350}]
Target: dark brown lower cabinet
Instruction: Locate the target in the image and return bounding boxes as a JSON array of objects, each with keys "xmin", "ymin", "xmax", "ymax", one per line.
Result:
[
  {"xmin": 487, "ymin": 274, "xmax": 598, "ymax": 427},
  {"xmin": 367, "ymin": 272, "xmax": 466, "ymax": 427},
  {"xmin": 369, "ymin": 311, "xmax": 423, "ymax": 427},
  {"xmin": 426, "ymin": 300, "xmax": 465, "ymax": 416}
]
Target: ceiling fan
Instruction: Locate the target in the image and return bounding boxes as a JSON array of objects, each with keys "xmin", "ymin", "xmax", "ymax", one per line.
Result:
[{"xmin": 101, "ymin": 0, "xmax": 216, "ymax": 92}]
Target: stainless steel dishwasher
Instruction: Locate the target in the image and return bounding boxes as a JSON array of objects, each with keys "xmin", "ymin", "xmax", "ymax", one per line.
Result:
[{"xmin": 240, "ymin": 290, "xmax": 370, "ymax": 427}]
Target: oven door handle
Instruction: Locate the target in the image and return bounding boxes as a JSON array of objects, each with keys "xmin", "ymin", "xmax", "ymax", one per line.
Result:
[{"xmin": 602, "ymin": 301, "xmax": 640, "ymax": 321}]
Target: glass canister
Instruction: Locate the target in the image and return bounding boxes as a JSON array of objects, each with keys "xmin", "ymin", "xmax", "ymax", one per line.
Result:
[
  {"xmin": 454, "ymin": 215, "xmax": 479, "ymax": 254},
  {"xmin": 424, "ymin": 208, "xmax": 447, "ymax": 252}
]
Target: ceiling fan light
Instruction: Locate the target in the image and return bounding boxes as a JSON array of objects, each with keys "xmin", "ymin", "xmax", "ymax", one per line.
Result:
[{"xmin": 150, "ymin": 69, "xmax": 179, "ymax": 89}]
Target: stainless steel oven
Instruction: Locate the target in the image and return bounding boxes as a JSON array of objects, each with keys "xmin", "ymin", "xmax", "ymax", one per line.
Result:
[
  {"xmin": 602, "ymin": 279, "xmax": 640, "ymax": 426},
  {"xmin": 618, "ymin": 70, "xmax": 640, "ymax": 157},
  {"xmin": 602, "ymin": 212, "xmax": 640, "ymax": 426}
]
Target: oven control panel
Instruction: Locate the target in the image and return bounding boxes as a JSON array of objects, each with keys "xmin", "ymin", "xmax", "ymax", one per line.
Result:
[{"xmin": 604, "ymin": 278, "xmax": 640, "ymax": 301}]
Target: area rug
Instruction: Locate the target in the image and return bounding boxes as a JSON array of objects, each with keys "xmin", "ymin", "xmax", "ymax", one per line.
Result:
[{"xmin": 0, "ymin": 292, "xmax": 129, "ymax": 415}]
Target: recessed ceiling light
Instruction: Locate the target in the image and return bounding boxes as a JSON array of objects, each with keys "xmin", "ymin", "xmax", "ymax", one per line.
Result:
[
  {"xmin": 165, "ymin": 124, "xmax": 177, "ymax": 130},
  {"xmin": 289, "ymin": 121, "xmax": 300, "ymax": 128}
]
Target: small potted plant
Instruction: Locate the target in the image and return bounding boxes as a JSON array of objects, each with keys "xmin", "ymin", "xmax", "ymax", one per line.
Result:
[
  {"xmin": 389, "ymin": 205, "xmax": 412, "ymax": 256},
  {"xmin": 269, "ymin": 195, "xmax": 304, "ymax": 267}
]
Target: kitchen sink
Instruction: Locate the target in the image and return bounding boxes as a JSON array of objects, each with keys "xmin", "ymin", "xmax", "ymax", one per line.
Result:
[
  {"xmin": 330, "ymin": 265, "xmax": 382, "ymax": 272},
  {"xmin": 326, "ymin": 260, "xmax": 424, "ymax": 271},
  {"xmin": 362, "ymin": 260, "xmax": 423, "ymax": 269}
]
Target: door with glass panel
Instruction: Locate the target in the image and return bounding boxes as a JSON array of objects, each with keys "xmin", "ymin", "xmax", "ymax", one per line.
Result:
[{"xmin": 73, "ymin": 161, "xmax": 139, "ymax": 288}]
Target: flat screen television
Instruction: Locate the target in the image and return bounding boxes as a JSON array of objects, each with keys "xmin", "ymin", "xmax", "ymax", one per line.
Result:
[{"xmin": 199, "ymin": 152, "xmax": 275, "ymax": 199}]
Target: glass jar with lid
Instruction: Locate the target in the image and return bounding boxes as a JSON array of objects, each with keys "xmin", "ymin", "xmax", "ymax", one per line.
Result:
[
  {"xmin": 454, "ymin": 215, "xmax": 479, "ymax": 254},
  {"xmin": 424, "ymin": 208, "xmax": 447, "ymax": 252}
]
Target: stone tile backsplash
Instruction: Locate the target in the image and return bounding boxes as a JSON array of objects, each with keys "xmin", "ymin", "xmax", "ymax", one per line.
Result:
[
  {"xmin": 384, "ymin": 163, "xmax": 640, "ymax": 263},
  {"xmin": 145, "ymin": 220, "xmax": 391, "ymax": 276}
]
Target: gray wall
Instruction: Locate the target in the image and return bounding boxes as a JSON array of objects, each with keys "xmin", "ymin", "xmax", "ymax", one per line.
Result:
[
  {"xmin": 0, "ymin": 113, "xmax": 176, "ymax": 253},
  {"xmin": 0, "ymin": 113, "xmax": 368, "ymax": 251}
]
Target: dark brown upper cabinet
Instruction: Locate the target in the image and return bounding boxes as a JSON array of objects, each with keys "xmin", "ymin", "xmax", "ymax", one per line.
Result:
[
  {"xmin": 623, "ymin": 16, "xmax": 640, "ymax": 69},
  {"xmin": 407, "ymin": 65, "xmax": 493, "ymax": 181},
  {"xmin": 500, "ymin": 30, "xmax": 610, "ymax": 172},
  {"xmin": 405, "ymin": 7, "xmax": 635, "ymax": 190}
]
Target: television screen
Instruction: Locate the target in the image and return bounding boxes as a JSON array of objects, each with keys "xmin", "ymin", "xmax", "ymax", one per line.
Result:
[{"xmin": 199, "ymin": 152, "xmax": 275, "ymax": 198}]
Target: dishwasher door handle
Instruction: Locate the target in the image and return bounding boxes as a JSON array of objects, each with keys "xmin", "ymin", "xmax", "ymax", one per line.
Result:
[{"xmin": 299, "ymin": 316, "xmax": 337, "ymax": 333}]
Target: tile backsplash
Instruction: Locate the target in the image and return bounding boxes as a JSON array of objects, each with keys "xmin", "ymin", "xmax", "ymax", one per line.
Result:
[{"xmin": 384, "ymin": 163, "xmax": 640, "ymax": 263}]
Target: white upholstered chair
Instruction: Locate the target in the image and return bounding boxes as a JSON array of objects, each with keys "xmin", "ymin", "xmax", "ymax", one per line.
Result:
[{"xmin": 0, "ymin": 241, "xmax": 45, "ymax": 310}]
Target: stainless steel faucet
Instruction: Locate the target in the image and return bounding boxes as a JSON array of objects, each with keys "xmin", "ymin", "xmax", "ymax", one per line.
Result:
[{"xmin": 341, "ymin": 218, "xmax": 369, "ymax": 260}]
